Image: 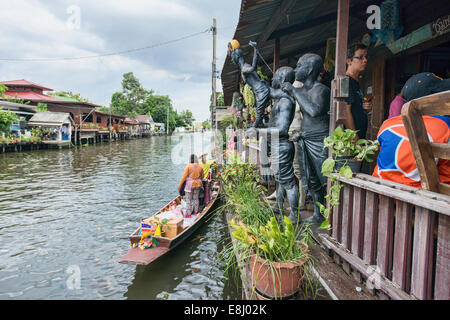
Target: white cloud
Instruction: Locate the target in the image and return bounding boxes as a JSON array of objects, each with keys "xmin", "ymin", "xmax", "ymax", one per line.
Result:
[{"xmin": 0, "ymin": 0, "xmax": 241, "ymax": 121}]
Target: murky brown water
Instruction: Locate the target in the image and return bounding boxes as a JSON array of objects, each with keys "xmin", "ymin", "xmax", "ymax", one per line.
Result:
[{"xmin": 0, "ymin": 133, "xmax": 242, "ymax": 299}]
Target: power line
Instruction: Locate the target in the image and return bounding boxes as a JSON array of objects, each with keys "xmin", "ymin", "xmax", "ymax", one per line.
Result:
[{"xmin": 0, "ymin": 27, "xmax": 212, "ymax": 62}]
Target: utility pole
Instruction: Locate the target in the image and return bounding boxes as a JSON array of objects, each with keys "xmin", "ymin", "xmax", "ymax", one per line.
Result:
[
  {"xmin": 166, "ymin": 105, "xmax": 169, "ymax": 135},
  {"xmin": 211, "ymin": 18, "xmax": 217, "ymax": 129}
]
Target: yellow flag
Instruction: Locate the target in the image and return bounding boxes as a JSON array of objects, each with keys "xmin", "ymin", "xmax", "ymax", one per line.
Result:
[{"xmin": 154, "ymin": 224, "xmax": 161, "ymax": 237}]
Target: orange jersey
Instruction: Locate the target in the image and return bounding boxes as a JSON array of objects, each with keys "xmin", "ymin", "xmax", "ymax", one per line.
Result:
[{"xmin": 373, "ymin": 115, "xmax": 450, "ymax": 188}]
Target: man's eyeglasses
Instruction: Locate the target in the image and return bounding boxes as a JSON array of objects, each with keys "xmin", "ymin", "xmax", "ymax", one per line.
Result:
[{"xmin": 351, "ymin": 55, "xmax": 368, "ymax": 60}]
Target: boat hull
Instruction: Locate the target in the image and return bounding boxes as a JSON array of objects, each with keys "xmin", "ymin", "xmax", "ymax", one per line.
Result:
[{"xmin": 118, "ymin": 186, "xmax": 220, "ymax": 265}]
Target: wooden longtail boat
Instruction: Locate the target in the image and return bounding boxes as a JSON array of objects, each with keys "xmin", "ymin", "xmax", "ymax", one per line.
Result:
[{"xmin": 118, "ymin": 183, "xmax": 220, "ymax": 265}]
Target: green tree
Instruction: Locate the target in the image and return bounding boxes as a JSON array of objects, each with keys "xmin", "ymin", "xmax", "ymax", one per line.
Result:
[
  {"xmin": 202, "ymin": 120, "xmax": 212, "ymax": 130},
  {"xmin": 110, "ymin": 92, "xmax": 130, "ymax": 116},
  {"xmin": 36, "ymin": 103, "xmax": 48, "ymax": 112},
  {"xmin": 178, "ymin": 109, "xmax": 195, "ymax": 127},
  {"xmin": 0, "ymin": 108, "xmax": 19, "ymax": 134},
  {"xmin": 110, "ymin": 72, "xmax": 150, "ymax": 117},
  {"xmin": 209, "ymin": 92, "xmax": 225, "ymax": 111},
  {"xmin": 0, "ymin": 84, "xmax": 7, "ymax": 97}
]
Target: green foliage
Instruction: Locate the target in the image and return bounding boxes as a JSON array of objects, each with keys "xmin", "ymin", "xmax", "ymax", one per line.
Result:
[
  {"xmin": 210, "ymin": 92, "xmax": 225, "ymax": 111},
  {"xmin": 0, "ymin": 84, "xmax": 7, "ymax": 97},
  {"xmin": 96, "ymin": 106, "xmax": 111, "ymax": 114},
  {"xmin": 229, "ymin": 216, "xmax": 310, "ymax": 263},
  {"xmin": 110, "ymin": 72, "xmax": 194, "ymax": 132},
  {"xmin": 323, "ymin": 126, "xmax": 379, "ymax": 160},
  {"xmin": 51, "ymin": 91, "xmax": 91, "ymax": 103},
  {"xmin": 36, "ymin": 103, "xmax": 48, "ymax": 112},
  {"xmin": 257, "ymin": 66, "xmax": 270, "ymax": 81},
  {"xmin": 220, "ymin": 115, "xmax": 237, "ymax": 130},
  {"xmin": 241, "ymin": 84, "xmax": 255, "ymax": 110},
  {"xmin": 319, "ymin": 128, "xmax": 380, "ymax": 230},
  {"xmin": 0, "ymin": 108, "xmax": 19, "ymax": 134},
  {"xmin": 201, "ymin": 120, "xmax": 211, "ymax": 130}
]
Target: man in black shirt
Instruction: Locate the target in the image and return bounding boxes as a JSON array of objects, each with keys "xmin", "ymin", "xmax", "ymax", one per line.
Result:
[{"xmin": 344, "ymin": 43, "xmax": 373, "ymax": 140}]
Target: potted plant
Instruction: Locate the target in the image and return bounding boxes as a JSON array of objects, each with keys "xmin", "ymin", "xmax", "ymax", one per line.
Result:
[
  {"xmin": 323, "ymin": 127, "xmax": 379, "ymax": 173},
  {"xmin": 229, "ymin": 216, "xmax": 311, "ymax": 299},
  {"xmin": 318, "ymin": 127, "xmax": 379, "ymax": 230}
]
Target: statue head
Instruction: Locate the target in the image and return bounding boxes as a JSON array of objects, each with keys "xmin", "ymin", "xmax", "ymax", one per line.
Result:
[
  {"xmin": 295, "ymin": 53, "xmax": 323, "ymax": 82},
  {"xmin": 272, "ymin": 66, "xmax": 295, "ymax": 89},
  {"xmin": 230, "ymin": 48, "xmax": 244, "ymax": 65}
]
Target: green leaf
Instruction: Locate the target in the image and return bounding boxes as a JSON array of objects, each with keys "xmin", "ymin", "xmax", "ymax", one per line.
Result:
[
  {"xmin": 339, "ymin": 165, "xmax": 353, "ymax": 179},
  {"xmin": 321, "ymin": 158, "xmax": 335, "ymax": 175},
  {"xmin": 320, "ymin": 220, "xmax": 331, "ymax": 230}
]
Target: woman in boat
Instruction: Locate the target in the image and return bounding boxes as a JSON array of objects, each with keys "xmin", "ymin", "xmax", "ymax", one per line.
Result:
[{"xmin": 178, "ymin": 154, "xmax": 204, "ymax": 218}]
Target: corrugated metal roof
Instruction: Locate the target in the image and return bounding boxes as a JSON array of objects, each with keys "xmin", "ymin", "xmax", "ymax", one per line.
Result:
[
  {"xmin": 136, "ymin": 114, "xmax": 154, "ymax": 123},
  {"xmin": 28, "ymin": 112, "xmax": 73, "ymax": 125},
  {"xmin": 0, "ymin": 79, "xmax": 53, "ymax": 91},
  {"xmin": 220, "ymin": 0, "xmax": 377, "ymax": 105},
  {"xmin": 3, "ymin": 91, "xmax": 62, "ymax": 101},
  {"xmin": 0, "ymin": 100, "xmax": 37, "ymax": 112}
]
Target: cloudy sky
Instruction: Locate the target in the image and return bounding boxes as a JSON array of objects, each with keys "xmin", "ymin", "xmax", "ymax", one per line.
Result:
[{"xmin": 0, "ymin": 0, "xmax": 242, "ymax": 122}]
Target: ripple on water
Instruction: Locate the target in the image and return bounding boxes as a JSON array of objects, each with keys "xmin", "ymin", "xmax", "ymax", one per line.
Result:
[{"xmin": 0, "ymin": 134, "xmax": 239, "ymax": 300}]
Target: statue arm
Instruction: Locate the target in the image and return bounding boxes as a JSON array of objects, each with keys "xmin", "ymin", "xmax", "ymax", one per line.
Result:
[
  {"xmin": 276, "ymin": 99, "xmax": 294, "ymax": 137},
  {"xmin": 292, "ymin": 86, "xmax": 330, "ymax": 118},
  {"xmin": 247, "ymin": 46, "xmax": 259, "ymax": 73},
  {"xmin": 270, "ymin": 88, "xmax": 295, "ymax": 104}
]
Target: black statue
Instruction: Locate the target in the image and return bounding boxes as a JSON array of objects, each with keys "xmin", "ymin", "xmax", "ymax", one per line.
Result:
[
  {"xmin": 229, "ymin": 40, "xmax": 270, "ymax": 129},
  {"xmin": 282, "ymin": 53, "xmax": 330, "ymax": 224},
  {"xmin": 263, "ymin": 66, "xmax": 300, "ymax": 226}
]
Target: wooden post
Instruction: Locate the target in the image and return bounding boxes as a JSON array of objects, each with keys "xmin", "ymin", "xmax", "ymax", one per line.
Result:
[
  {"xmin": 411, "ymin": 207, "xmax": 436, "ymax": 300},
  {"xmin": 377, "ymin": 196, "xmax": 395, "ymax": 279},
  {"xmin": 371, "ymin": 58, "xmax": 386, "ymax": 140},
  {"xmin": 330, "ymin": 0, "xmax": 350, "ymax": 132},
  {"xmin": 392, "ymin": 201, "xmax": 414, "ymax": 292},
  {"xmin": 434, "ymin": 214, "xmax": 450, "ymax": 300},
  {"xmin": 212, "ymin": 18, "xmax": 217, "ymax": 129},
  {"xmin": 363, "ymin": 190, "xmax": 379, "ymax": 265},
  {"xmin": 273, "ymin": 38, "xmax": 280, "ymax": 72}
]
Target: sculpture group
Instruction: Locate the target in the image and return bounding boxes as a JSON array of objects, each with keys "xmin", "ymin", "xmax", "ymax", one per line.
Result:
[{"xmin": 229, "ymin": 40, "xmax": 330, "ymax": 226}]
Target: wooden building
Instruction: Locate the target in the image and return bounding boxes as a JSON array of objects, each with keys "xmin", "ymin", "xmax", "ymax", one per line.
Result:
[
  {"xmin": 27, "ymin": 112, "xmax": 73, "ymax": 147},
  {"xmin": 0, "ymin": 101, "xmax": 37, "ymax": 136},
  {"xmin": 222, "ymin": 0, "xmax": 450, "ymax": 300},
  {"xmin": 0, "ymin": 79, "xmax": 130, "ymax": 144},
  {"xmin": 125, "ymin": 118, "xmax": 140, "ymax": 137},
  {"xmin": 136, "ymin": 115, "xmax": 154, "ymax": 136}
]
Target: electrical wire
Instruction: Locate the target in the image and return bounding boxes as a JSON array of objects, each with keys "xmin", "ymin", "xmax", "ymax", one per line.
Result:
[{"xmin": 0, "ymin": 27, "xmax": 212, "ymax": 62}]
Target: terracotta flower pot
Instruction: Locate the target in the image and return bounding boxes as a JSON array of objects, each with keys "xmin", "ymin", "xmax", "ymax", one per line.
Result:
[{"xmin": 250, "ymin": 242, "xmax": 309, "ymax": 299}]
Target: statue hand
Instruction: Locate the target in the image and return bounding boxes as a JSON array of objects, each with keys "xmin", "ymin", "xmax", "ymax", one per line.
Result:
[
  {"xmin": 249, "ymin": 41, "xmax": 257, "ymax": 48},
  {"xmin": 281, "ymin": 82, "xmax": 294, "ymax": 94}
]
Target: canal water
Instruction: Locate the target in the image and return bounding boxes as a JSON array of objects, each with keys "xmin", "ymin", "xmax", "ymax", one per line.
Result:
[{"xmin": 0, "ymin": 133, "xmax": 242, "ymax": 299}]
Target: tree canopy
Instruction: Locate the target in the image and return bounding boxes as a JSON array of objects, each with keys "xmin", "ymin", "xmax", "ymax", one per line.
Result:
[{"xmin": 110, "ymin": 72, "xmax": 195, "ymax": 132}]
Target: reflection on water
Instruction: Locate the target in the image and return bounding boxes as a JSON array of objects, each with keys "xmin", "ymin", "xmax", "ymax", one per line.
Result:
[{"xmin": 0, "ymin": 133, "xmax": 241, "ymax": 299}]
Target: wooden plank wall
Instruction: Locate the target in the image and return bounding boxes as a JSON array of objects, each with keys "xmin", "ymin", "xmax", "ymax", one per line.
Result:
[{"xmin": 326, "ymin": 174, "xmax": 450, "ymax": 300}]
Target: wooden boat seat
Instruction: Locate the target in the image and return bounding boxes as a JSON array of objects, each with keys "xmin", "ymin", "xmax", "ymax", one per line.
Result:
[{"xmin": 401, "ymin": 90, "xmax": 450, "ymax": 196}]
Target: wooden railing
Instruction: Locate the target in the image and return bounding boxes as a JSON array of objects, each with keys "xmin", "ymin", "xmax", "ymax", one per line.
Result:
[
  {"xmin": 243, "ymin": 123, "xmax": 450, "ymax": 300},
  {"xmin": 320, "ymin": 173, "xmax": 450, "ymax": 300},
  {"xmin": 401, "ymin": 90, "xmax": 450, "ymax": 196}
]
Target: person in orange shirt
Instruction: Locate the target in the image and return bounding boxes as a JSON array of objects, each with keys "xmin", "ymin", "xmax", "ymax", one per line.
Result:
[
  {"xmin": 373, "ymin": 115, "xmax": 450, "ymax": 188},
  {"xmin": 178, "ymin": 154, "xmax": 204, "ymax": 218}
]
